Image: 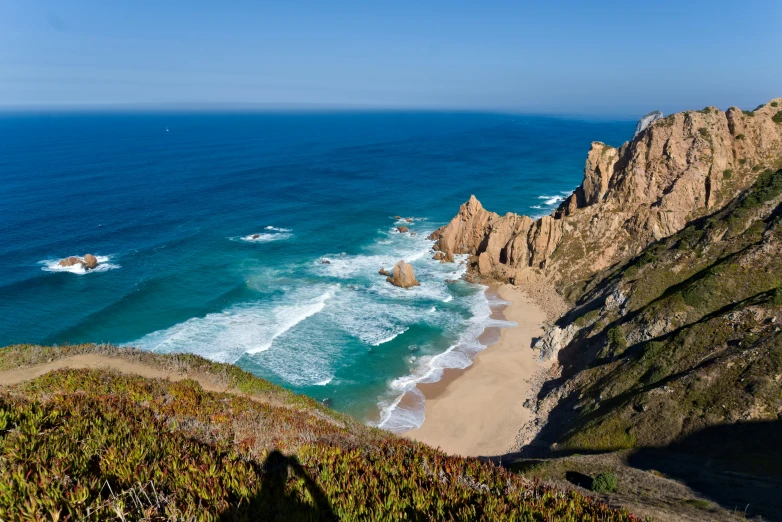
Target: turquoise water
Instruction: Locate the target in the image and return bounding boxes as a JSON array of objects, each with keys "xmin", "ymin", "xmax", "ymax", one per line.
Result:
[{"xmin": 0, "ymin": 111, "xmax": 633, "ymax": 429}]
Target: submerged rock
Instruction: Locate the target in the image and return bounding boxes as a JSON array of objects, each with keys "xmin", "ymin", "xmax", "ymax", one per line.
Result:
[
  {"xmin": 405, "ymin": 218, "xmax": 413, "ymax": 223},
  {"xmin": 378, "ymin": 268, "xmax": 391, "ymax": 276},
  {"xmin": 387, "ymin": 260, "xmax": 420, "ymax": 288},
  {"xmin": 251, "ymin": 234, "xmax": 260, "ymax": 239}
]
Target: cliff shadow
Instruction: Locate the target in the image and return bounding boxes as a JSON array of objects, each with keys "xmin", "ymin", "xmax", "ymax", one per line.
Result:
[
  {"xmin": 222, "ymin": 450, "xmax": 337, "ymax": 521},
  {"xmin": 628, "ymin": 420, "xmax": 782, "ymax": 521}
]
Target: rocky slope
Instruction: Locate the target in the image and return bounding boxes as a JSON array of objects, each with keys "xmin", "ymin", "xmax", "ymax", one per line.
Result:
[
  {"xmin": 432, "ymin": 99, "xmax": 782, "ymax": 299},
  {"xmin": 512, "ymin": 166, "xmax": 782, "ymax": 520}
]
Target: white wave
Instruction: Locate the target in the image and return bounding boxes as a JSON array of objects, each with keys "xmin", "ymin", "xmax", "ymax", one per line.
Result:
[
  {"xmin": 237, "ymin": 231, "xmax": 292, "ymax": 243},
  {"xmin": 246, "ymin": 290, "xmax": 334, "ymax": 354},
  {"xmin": 132, "ymin": 286, "xmax": 336, "ymax": 369},
  {"xmin": 315, "ymin": 376, "xmax": 333, "ymax": 386},
  {"xmin": 442, "ymin": 295, "xmax": 453, "ymax": 303},
  {"xmin": 265, "ymin": 226, "xmax": 292, "ymax": 232},
  {"xmin": 40, "ymin": 255, "xmax": 119, "ymax": 275},
  {"xmin": 371, "ymin": 327, "xmax": 409, "ymax": 346},
  {"xmin": 374, "ymin": 286, "xmax": 517, "ymax": 433},
  {"xmin": 530, "ymin": 205, "xmax": 543, "ymax": 209}
]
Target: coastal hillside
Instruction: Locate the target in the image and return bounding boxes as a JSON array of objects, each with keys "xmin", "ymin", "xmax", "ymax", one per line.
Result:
[
  {"xmin": 519, "ymin": 166, "xmax": 782, "ymax": 520},
  {"xmin": 431, "ymin": 99, "xmax": 782, "ymax": 294},
  {"xmin": 0, "ymin": 344, "xmax": 634, "ymax": 521},
  {"xmin": 432, "ymin": 98, "xmax": 782, "ymax": 519}
]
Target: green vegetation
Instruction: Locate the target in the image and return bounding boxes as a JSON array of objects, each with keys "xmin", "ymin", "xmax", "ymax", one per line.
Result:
[
  {"xmin": 736, "ymin": 133, "xmax": 746, "ymax": 140},
  {"xmin": 722, "ymin": 168, "xmax": 732, "ymax": 179},
  {"xmin": 699, "ymin": 107, "xmax": 712, "ymax": 114},
  {"xmin": 698, "ymin": 127, "xmax": 710, "ymax": 138},
  {"xmin": 772, "ymin": 110, "xmax": 782, "ymax": 124},
  {"xmin": 606, "ymin": 326, "xmax": 627, "ymax": 352},
  {"xmin": 0, "ymin": 346, "xmax": 635, "ymax": 521},
  {"xmin": 591, "ymin": 473, "xmax": 618, "ymax": 494},
  {"xmin": 771, "ymin": 101, "xmax": 779, "ymax": 107},
  {"xmin": 743, "ymin": 110, "xmax": 756, "ymax": 117}
]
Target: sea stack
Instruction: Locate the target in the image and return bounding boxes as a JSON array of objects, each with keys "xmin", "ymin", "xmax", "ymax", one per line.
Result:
[{"xmin": 386, "ymin": 260, "xmax": 420, "ymax": 288}]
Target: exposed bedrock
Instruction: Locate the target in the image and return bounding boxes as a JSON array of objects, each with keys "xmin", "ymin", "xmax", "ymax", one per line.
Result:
[{"xmin": 433, "ymin": 99, "xmax": 782, "ymax": 292}]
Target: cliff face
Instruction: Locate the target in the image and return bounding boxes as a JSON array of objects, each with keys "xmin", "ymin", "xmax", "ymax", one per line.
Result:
[{"xmin": 433, "ymin": 99, "xmax": 782, "ymax": 294}]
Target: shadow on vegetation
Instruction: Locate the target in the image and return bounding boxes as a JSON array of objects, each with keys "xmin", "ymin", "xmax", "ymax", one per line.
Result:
[
  {"xmin": 494, "ymin": 421, "xmax": 782, "ymax": 521},
  {"xmin": 629, "ymin": 420, "xmax": 782, "ymax": 521},
  {"xmin": 564, "ymin": 471, "xmax": 593, "ymax": 489},
  {"xmin": 222, "ymin": 450, "xmax": 336, "ymax": 521}
]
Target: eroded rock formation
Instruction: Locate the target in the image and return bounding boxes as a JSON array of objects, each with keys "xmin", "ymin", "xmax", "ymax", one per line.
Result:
[
  {"xmin": 433, "ymin": 99, "xmax": 782, "ymax": 291},
  {"xmin": 387, "ymin": 260, "xmax": 420, "ymax": 288}
]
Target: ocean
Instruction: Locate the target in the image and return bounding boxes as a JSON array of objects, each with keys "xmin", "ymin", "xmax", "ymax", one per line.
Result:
[{"xmin": 0, "ymin": 110, "xmax": 634, "ymax": 431}]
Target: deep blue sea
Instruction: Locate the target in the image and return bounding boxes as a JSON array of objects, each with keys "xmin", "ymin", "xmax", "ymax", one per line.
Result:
[{"xmin": 0, "ymin": 111, "xmax": 633, "ymax": 430}]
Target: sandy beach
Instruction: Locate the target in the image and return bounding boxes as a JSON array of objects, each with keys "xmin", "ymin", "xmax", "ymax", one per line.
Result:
[{"xmin": 404, "ymin": 283, "xmax": 548, "ymax": 457}]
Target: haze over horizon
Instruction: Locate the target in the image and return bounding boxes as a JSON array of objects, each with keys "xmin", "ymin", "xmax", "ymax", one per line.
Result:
[{"xmin": 1, "ymin": 0, "xmax": 781, "ymax": 116}]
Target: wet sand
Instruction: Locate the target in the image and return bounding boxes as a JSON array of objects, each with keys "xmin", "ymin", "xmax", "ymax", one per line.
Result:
[{"xmin": 404, "ymin": 284, "xmax": 548, "ymax": 456}]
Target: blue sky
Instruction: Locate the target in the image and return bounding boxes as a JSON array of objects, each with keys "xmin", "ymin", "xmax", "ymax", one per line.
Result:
[{"xmin": 1, "ymin": 1, "xmax": 780, "ymax": 115}]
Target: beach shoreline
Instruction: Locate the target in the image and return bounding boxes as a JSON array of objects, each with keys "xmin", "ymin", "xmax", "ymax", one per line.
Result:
[{"xmin": 403, "ymin": 283, "xmax": 550, "ymax": 457}]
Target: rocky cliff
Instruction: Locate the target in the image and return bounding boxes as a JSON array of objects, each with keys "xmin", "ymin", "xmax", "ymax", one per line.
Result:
[{"xmin": 433, "ymin": 99, "xmax": 782, "ymax": 298}]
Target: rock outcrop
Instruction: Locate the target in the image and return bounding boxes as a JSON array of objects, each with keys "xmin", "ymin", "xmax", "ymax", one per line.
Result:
[
  {"xmin": 58, "ymin": 255, "xmax": 100, "ymax": 270},
  {"xmin": 386, "ymin": 260, "xmax": 420, "ymax": 288},
  {"xmin": 58, "ymin": 256, "xmax": 84, "ymax": 268},
  {"xmin": 83, "ymin": 254, "xmax": 98, "ymax": 269},
  {"xmin": 432, "ymin": 99, "xmax": 782, "ymax": 291}
]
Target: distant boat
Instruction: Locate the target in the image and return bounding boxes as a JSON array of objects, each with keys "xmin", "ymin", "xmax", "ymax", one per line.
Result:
[{"xmin": 166, "ymin": 126, "xmax": 169, "ymax": 132}]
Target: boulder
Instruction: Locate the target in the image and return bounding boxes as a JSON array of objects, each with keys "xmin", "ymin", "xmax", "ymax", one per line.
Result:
[
  {"xmin": 378, "ymin": 268, "xmax": 391, "ymax": 276},
  {"xmin": 428, "ymin": 230, "xmax": 442, "ymax": 241},
  {"xmin": 252, "ymin": 234, "xmax": 260, "ymax": 239},
  {"xmin": 410, "ymin": 232, "xmax": 416, "ymax": 236},
  {"xmin": 83, "ymin": 254, "xmax": 99, "ymax": 269},
  {"xmin": 394, "ymin": 215, "xmax": 401, "ymax": 220},
  {"xmin": 386, "ymin": 260, "xmax": 420, "ymax": 288},
  {"xmin": 397, "ymin": 226, "xmax": 409, "ymax": 233},
  {"xmin": 58, "ymin": 256, "xmax": 85, "ymax": 269},
  {"xmin": 433, "ymin": 252, "xmax": 445, "ymax": 261},
  {"xmin": 405, "ymin": 218, "xmax": 413, "ymax": 223}
]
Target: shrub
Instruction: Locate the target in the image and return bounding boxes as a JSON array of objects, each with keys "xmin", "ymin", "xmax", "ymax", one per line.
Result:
[
  {"xmin": 591, "ymin": 472, "xmax": 618, "ymax": 493},
  {"xmin": 698, "ymin": 127, "xmax": 710, "ymax": 138},
  {"xmin": 743, "ymin": 110, "xmax": 755, "ymax": 117},
  {"xmin": 772, "ymin": 288, "xmax": 782, "ymax": 306},
  {"xmin": 736, "ymin": 134, "xmax": 746, "ymax": 140},
  {"xmin": 607, "ymin": 326, "xmax": 628, "ymax": 351},
  {"xmin": 700, "ymin": 107, "xmax": 712, "ymax": 114},
  {"xmin": 723, "ymin": 169, "xmax": 733, "ymax": 179},
  {"xmin": 771, "ymin": 101, "xmax": 779, "ymax": 107},
  {"xmin": 772, "ymin": 110, "xmax": 782, "ymax": 124}
]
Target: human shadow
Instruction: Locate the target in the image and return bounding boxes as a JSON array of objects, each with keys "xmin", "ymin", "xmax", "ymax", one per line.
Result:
[{"xmin": 222, "ymin": 450, "xmax": 337, "ymax": 521}]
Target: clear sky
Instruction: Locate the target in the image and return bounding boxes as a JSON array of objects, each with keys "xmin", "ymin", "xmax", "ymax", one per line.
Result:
[{"xmin": 1, "ymin": 0, "xmax": 780, "ymax": 115}]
